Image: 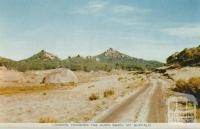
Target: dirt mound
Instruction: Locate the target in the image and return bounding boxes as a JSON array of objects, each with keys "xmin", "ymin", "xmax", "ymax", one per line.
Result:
[{"xmin": 43, "ymin": 68, "xmax": 78, "ymax": 84}]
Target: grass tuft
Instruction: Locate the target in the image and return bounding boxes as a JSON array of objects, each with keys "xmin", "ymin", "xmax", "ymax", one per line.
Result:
[
  {"xmin": 104, "ymin": 89, "xmax": 115, "ymax": 97},
  {"xmin": 39, "ymin": 117, "xmax": 58, "ymax": 123},
  {"xmin": 89, "ymin": 93, "xmax": 99, "ymax": 101}
]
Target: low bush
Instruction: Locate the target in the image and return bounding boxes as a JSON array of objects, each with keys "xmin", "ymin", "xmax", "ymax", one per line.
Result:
[
  {"xmin": 176, "ymin": 77, "xmax": 200, "ymax": 93},
  {"xmin": 104, "ymin": 89, "xmax": 115, "ymax": 97},
  {"xmin": 118, "ymin": 77, "xmax": 124, "ymax": 81},
  {"xmin": 188, "ymin": 77, "xmax": 200, "ymax": 89},
  {"xmin": 89, "ymin": 93, "xmax": 99, "ymax": 101},
  {"xmin": 176, "ymin": 79, "xmax": 188, "ymax": 90}
]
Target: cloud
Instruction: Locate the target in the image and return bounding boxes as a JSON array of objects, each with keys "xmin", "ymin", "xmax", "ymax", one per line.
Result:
[
  {"xmin": 86, "ymin": 1, "xmax": 107, "ymax": 14},
  {"xmin": 74, "ymin": 1, "xmax": 150, "ymax": 16},
  {"xmin": 163, "ymin": 25, "xmax": 200, "ymax": 38},
  {"xmin": 112, "ymin": 5, "xmax": 151, "ymax": 14},
  {"xmin": 74, "ymin": 1, "xmax": 107, "ymax": 15}
]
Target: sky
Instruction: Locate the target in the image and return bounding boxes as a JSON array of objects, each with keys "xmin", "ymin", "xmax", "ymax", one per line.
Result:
[{"xmin": 0, "ymin": 0, "xmax": 200, "ymax": 62}]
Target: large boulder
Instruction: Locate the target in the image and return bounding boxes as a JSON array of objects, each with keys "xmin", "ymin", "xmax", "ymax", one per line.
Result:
[{"xmin": 43, "ymin": 68, "xmax": 78, "ymax": 84}]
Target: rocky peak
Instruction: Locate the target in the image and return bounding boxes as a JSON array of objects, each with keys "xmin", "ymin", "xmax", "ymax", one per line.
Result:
[
  {"xmin": 104, "ymin": 48, "xmax": 128, "ymax": 58},
  {"xmin": 105, "ymin": 48, "xmax": 118, "ymax": 56}
]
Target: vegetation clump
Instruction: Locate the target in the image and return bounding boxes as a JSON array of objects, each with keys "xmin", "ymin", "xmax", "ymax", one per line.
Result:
[
  {"xmin": 104, "ymin": 89, "xmax": 115, "ymax": 97},
  {"xmin": 89, "ymin": 93, "xmax": 99, "ymax": 101},
  {"xmin": 176, "ymin": 77, "xmax": 200, "ymax": 92},
  {"xmin": 39, "ymin": 117, "xmax": 58, "ymax": 123}
]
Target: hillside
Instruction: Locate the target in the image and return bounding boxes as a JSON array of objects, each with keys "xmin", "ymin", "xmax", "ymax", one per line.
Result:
[
  {"xmin": 0, "ymin": 57, "xmax": 16, "ymax": 69},
  {"xmin": 167, "ymin": 45, "xmax": 200, "ymax": 67},
  {"xmin": 0, "ymin": 50, "xmax": 62, "ymax": 72},
  {"xmin": 0, "ymin": 57, "xmax": 14, "ymax": 65},
  {"xmin": 16, "ymin": 50, "xmax": 62, "ymax": 71},
  {"xmin": 24, "ymin": 50, "xmax": 60, "ymax": 61},
  {"xmin": 0, "ymin": 48, "xmax": 162, "ymax": 72},
  {"xmin": 95, "ymin": 48, "xmax": 163, "ymax": 71},
  {"xmin": 63, "ymin": 55, "xmax": 112, "ymax": 72}
]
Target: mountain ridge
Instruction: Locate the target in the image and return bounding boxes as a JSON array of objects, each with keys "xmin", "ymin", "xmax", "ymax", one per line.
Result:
[
  {"xmin": 0, "ymin": 48, "xmax": 163, "ymax": 72},
  {"xmin": 95, "ymin": 48, "xmax": 163, "ymax": 71}
]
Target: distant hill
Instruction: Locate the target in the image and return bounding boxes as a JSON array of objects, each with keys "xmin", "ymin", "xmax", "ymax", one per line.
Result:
[
  {"xmin": 16, "ymin": 50, "xmax": 63, "ymax": 71},
  {"xmin": 0, "ymin": 50, "xmax": 62, "ymax": 72},
  {"xmin": 0, "ymin": 57, "xmax": 15, "ymax": 68},
  {"xmin": 23, "ymin": 50, "xmax": 60, "ymax": 61},
  {"xmin": 0, "ymin": 48, "xmax": 163, "ymax": 72},
  {"xmin": 95, "ymin": 48, "xmax": 163, "ymax": 71},
  {"xmin": 167, "ymin": 45, "xmax": 200, "ymax": 67}
]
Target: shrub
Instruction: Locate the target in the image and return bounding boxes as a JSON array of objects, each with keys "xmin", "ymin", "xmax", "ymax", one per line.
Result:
[
  {"xmin": 176, "ymin": 79, "xmax": 187, "ymax": 89},
  {"xmin": 104, "ymin": 89, "xmax": 115, "ymax": 97},
  {"xmin": 176, "ymin": 77, "xmax": 200, "ymax": 93},
  {"xmin": 118, "ymin": 77, "xmax": 124, "ymax": 81},
  {"xmin": 188, "ymin": 77, "xmax": 200, "ymax": 89},
  {"xmin": 89, "ymin": 93, "xmax": 99, "ymax": 101}
]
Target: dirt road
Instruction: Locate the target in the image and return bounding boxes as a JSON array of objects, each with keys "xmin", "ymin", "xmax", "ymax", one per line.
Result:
[{"xmin": 98, "ymin": 76, "xmax": 167, "ymax": 123}]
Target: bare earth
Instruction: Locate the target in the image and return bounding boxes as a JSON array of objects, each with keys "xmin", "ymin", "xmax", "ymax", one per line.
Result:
[
  {"xmin": 96, "ymin": 75, "xmax": 168, "ymax": 123},
  {"xmin": 0, "ymin": 69, "xmax": 172, "ymax": 123}
]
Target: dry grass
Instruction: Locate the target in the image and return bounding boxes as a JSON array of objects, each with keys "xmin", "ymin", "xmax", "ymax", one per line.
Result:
[
  {"xmin": 39, "ymin": 117, "xmax": 58, "ymax": 123},
  {"xmin": 89, "ymin": 93, "xmax": 99, "ymax": 101},
  {"xmin": 0, "ymin": 82, "xmax": 77, "ymax": 95},
  {"xmin": 188, "ymin": 77, "xmax": 200, "ymax": 89},
  {"xmin": 120, "ymin": 91, "xmax": 126, "ymax": 97},
  {"xmin": 60, "ymin": 81, "xmax": 76, "ymax": 86},
  {"xmin": 95, "ymin": 104, "xmax": 103, "ymax": 111},
  {"xmin": 176, "ymin": 79, "xmax": 187, "ymax": 89},
  {"xmin": 118, "ymin": 77, "xmax": 124, "ymax": 81},
  {"xmin": 176, "ymin": 77, "xmax": 200, "ymax": 91},
  {"xmin": 104, "ymin": 89, "xmax": 115, "ymax": 97}
]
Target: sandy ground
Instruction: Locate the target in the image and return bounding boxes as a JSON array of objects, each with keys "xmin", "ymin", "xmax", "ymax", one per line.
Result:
[
  {"xmin": 0, "ymin": 70, "xmax": 149, "ymax": 123},
  {"xmin": 166, "ymin": 67, "xmax": 200, "ymax": 81},
  {"xmin": 3, "ymin": 67, "xmax": 196, "ymax": 123}
]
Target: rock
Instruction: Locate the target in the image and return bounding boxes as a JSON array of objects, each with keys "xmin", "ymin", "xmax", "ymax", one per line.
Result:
[{"xmin": 43, "ymin": 68, "xmax": 78, "ymax": 84}]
